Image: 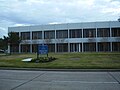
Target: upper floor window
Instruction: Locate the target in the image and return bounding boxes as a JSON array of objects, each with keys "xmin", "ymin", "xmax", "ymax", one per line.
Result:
[
  {"xmin": 56, "ymin": 30, "xmax": 68, "ymax": 39},
  {"xmin": 21, "ymin": 32, "xmax": 30, "ymax": 40},
  {"xmin": 32, "ymin": 31, "xmax": 42, "ymax": 40},
  {"xmin": 44, "ymin": 31, "xmax": 55, "ymax": 39},
  {"xmin": 97, "ymin": 28, "xmax": 110, "ymax": 37},
  {"xmin": 112, "ymin": 28, "xmax": 120, "ymax": 37},
  {"xmin": 83, "ymin": 29, "xmax": 96, "ymax": 38},
  {"xmin": 69, "ymin": 29, "xmax": 82, "ymax": 38}
]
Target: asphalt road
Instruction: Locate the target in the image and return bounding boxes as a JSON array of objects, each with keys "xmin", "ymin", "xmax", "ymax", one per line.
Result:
[{"xmin": 0, "ymin": 70, "xmax": 120, "ymax": 90}]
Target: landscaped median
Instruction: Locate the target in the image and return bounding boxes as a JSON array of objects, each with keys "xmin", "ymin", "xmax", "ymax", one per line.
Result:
[{"xmin": 0, "ymin": 52, "xmax": 120, "ymax": 69}]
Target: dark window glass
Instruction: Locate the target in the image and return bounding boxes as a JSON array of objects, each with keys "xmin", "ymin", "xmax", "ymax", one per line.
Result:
[
  {"xmin": 112, "ymin": 28, "xmax": 120, "ymax": 37},
  {"xmin": 48, "ymin": 44, "xmax": 55, "ymax": 52},
  {"xmin": 83, "ymin": 29, "xmax": 96, "ymax": 38},
  {"xmin": 57, "ymin": 43, "xmax": 68, "ymax": 52},
  {"xmin": 97, "ymin": 28, "xmax": 110, "ymax": 37},
  {"xmin": 10, "ymin": 44, "xmax": 19, "ymax": 52},
  {"xmin": 69, "ymin": 29, "xmax": 82, "ymax": 38},
  {"xmin": 56, "ymin": 30, "xmax": 68, "ymax": 39},
  {"xmin": 21, "ymin": 32, "xmax": 30, "ymax": 40},
  {"xmin": 83, "ymin": 43, "xmax": 96, "ymax": 52},
  {"xmin": 32, "ymin": 31, "xmax": 42, "ymax": 39},
  {"xmin": 112, "ymin": 42, "xmax": 120, "ymax": 51},
  {"xmin": 21, "ymin": 44, "xmax": 30, "ymax": 52},
  {"xmin": 98, "ymin": 42, "xmax": 110, "ymax": 52},
  {"xmin": 44, "ymin": 31, "xmax": 55, "ymax": 39}
]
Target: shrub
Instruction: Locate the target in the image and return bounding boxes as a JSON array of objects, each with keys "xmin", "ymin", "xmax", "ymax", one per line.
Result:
[{"xmin": 31, "ymin": 57, "xmax": 56, "ymax": 63}]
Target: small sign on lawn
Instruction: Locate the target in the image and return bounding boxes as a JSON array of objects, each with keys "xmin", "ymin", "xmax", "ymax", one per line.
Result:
[{"xmin": 38, "ymin": 45, "xmax": 48, "ymax": 54}]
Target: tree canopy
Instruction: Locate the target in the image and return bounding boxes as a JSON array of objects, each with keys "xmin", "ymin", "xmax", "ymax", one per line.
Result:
[{"xmin": 0, "ymin": 32, "xmax": 21, "ymax": 50}]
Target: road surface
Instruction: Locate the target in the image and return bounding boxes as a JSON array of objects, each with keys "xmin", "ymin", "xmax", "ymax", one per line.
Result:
[{"xmin": 0, "ymin": 70, "xmax": 120, "ymax": 90}]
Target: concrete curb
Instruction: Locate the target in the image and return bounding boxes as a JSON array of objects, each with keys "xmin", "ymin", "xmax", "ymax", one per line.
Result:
[{"xmin": 0, "ymin": 68, "xmax": 120, "ymax": 72}]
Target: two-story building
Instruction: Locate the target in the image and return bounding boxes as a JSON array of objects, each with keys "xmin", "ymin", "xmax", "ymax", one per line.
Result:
[{"xmin": 8, "ymin": 21, "xmax": 120, "ymax": 53}]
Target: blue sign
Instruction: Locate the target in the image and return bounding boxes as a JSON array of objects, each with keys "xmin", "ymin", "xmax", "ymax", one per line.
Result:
[{"xmin": 38, "ymin": 45, "xmax": 48, "ymax": 54}]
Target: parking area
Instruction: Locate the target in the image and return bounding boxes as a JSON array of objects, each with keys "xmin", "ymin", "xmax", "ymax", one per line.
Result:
[{"xmin": 0, "ymin": 70, "xmax": 120, "ymax": 90}]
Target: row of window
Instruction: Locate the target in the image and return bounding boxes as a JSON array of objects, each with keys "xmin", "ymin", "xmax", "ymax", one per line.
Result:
[
  {"xmin": 10, "ymin": 42, "xmax": 120, "ymax": 52},
  {"xmin": 20, "ymin": 28, "xmax": 120, "ymax": 40}
]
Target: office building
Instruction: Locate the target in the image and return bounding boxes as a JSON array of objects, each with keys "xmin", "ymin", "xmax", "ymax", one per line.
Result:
[{"xmin": 8, "ymin": 21, "xmax": 120, "ymax": 53}]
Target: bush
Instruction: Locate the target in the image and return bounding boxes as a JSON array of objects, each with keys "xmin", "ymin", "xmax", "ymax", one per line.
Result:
[{"xmin": 31, "ymin": 57, "xmax": 56, "ymax": 63}]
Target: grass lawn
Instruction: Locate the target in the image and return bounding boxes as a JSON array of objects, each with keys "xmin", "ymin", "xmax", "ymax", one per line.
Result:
[{"xmin": 0, "ymin": 52, "xmax": 120, "ymax": 69}]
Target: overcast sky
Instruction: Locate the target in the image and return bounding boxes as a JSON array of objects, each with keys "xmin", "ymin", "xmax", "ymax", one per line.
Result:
[{"xmin": 0, "ymin": 0, "xmax": 120, "ymax": 38}]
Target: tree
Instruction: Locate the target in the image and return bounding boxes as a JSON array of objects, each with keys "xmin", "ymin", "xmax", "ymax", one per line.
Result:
[
  {"xmin": 7, "ymin": 32, "xmax": 21, "ymax": 53},
  {"xmin": 8, "ymin": 32, "xmax": 21, "ymax": 44},
  {"xmin": 0, "ymin": 38, "xmax": 4, "ymax": 49},
  {"xmin": 0, "ymin": 36, "xmax": 9, "ymax": 50}
]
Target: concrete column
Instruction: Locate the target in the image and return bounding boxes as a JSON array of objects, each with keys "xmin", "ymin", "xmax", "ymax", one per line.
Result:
[
  {"xmin": 8, "ymin": 44, "xmax": 10, "ymax": 54},
  {"xmin": 79, "ymin": 43, "xmax": 81, "ymax": 52},
  {"xmin": 55, "ymin": 30, "xmax": 57, "ymax": 53},
  {"xmin": 30, "ymin": 31, "xmax": 32, "ymax": 40},
  {"xmin": 30, "ymin": 44, "xmax": 32, "ymax": 53},
  {"xmin": 96, "ymin": 28, "xmax": 97, "ymax": 38},
  {"xmin": 110, "ymin": 42, "xmax": 112, "ymax": 52},
  {"xmin": 82, "ymin": 29, "xmax": 83, "ymax": 52},
  {"xmin": 19, "ymin": 44, "xmax": 21, "ymax": 53},
  {"xmin": 96, "ymin": 28, "xmax": 98, "ymax": 52},
  {"xmin": 82, "ymin": 28, "xmax": 83, "ymax": 38},
  {"xmin": 110, "ymin": 26, "xmax": 112, "ymax": 52},
  {"xmin": 19, "ymin": 32, "xmax": 21, "ymax": 53},
  {"xmin": 68, "ymin": 43, "xmax": 70, "ymax": 52},
  {"xmin": 68, "ymin": 29, "xmax": 70, "ymax": 52},
  {"xmin": 30, "ymin": 31, "xmax": 32, "ymax": 53},
  {"xmin": 82, "ymin": 43, "xmax": 84, "ymax": 52},
  {"xmin": 96, "ymin": 42, "xmax": 98, "ymax": 52},
  {"xmin": 55, "ymin": 43, "xmax": 57, "ymax": 53},
  {"xmin": 42, "ymin": 31, "xmax": 44, "ymax": 45},
  {"xmin": 110, "ymin": 25, "xmax": 112, "ymax": 37}
]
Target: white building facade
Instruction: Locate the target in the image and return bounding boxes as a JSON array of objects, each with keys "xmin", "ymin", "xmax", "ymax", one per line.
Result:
[{"xmin": 8, "ymin": 21, "xmax": 120, "ymax": 53}]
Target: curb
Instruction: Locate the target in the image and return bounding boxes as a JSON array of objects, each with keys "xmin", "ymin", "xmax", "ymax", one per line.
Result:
[{"xmin": 0, "ymin": 68, "xmax": 120, "ymax": 72}]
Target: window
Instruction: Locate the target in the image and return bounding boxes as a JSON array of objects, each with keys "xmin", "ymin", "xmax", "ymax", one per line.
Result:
[
  {"xmin": 48, "ymin": 44, "xmax": 55, "ymax": 52},
  {"xmin": 32, "ymin": 31, "xmax": 42, "ymax": 39},
  {"xmin": 57, "ymin": 43, "xmax": 68, "ymax": 52},
  {"xmin": 56, "ymin": 30, "xmax": 68, "ymax": 39},
  {"xmin": 97, "ymin": 28, "xmax": 110, "ymax": 37},
  {"xmin": 70, "ymin": 43, "xmax": 81, "ymax": 52},
  {"xmin": 83, "ymin": 29, "xmax": 96, "ymax": 38},
  {"xmin": 112, "ymin": 42, "xmax": 120, "ymax": 52},
  {"xmin": 44, "ymin": 31, "xmax": 55, "ymax": 39},
  {"xmin": 98, "ymin": 42, "xmax": 110, "ymax": 52},
  {"xmin": 21, "ymin": 44, "xmax": 30, "ymax": 52},
  {"xmin": 10, "ymin": 44, "xmax": 19, "ymax": 52},
  {"xmin": 32, "ymin": 44, "xmax": 38, "ymax": 53},
  {"xmin": 21, "ymin": 32, "xmax": 30, "ymax": 40},
  {"xmin": 83, "ymin": 43, "xmax": 96, "ymax": 52},
  {"xmin": 112, "ymin": 28, "xmax": 120, "ymax": 37},
  {"xmin": 69, "ymin": 29, "xmax": 82, "ymax": 38}
]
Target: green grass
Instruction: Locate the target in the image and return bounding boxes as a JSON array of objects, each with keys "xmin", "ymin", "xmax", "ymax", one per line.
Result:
[{"xmin": 0, "ymin": 52, "xmax": 120, "ymax": 69}]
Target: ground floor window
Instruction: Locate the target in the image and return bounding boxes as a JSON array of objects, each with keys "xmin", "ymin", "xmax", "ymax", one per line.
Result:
[
  {"xmin": 83, "ymin": 43, "xmax": 96, "ymax": 52},
  {"xmin": 98, "ymin": 42, "xmax": 110, "ymax": 52},
  {"xmin": 48, "ymin": 44, "xmax": 55, "ymax": 52},
  {"xmin": 57, "ymin": 43, "xmax": 68, "ymax": 52},
  {"xmin": 21, "ymin": 44, "xmax": 30, "ymax": 53},
  {"xmin": 32, "ymin": 44, "xmax": 38, "ymax": 53},
  {"xmin": 10, "ymin": 44, "xmax": 19, "ymax": 53},
  {"xmin": 11, "ymin": 42, "xmax": 120, "ymax": 53},
  {"xmin": 70, "ymin": 43, "xmax": 81, "ymax": 52},
  {"xmin": 112, "ymin": 42, "xmax": 120, "ymax": 52}
]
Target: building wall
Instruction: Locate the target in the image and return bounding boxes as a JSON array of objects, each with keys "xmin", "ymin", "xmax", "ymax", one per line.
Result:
[{"xmin": 8, "ymin": 21, "xmax": 120, "ymax": 53}]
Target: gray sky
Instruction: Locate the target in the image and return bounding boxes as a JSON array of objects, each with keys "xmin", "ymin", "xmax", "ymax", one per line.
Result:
[{"xmin": 0, "ymin": 0, "xmax": 120, "ymax": 38}]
